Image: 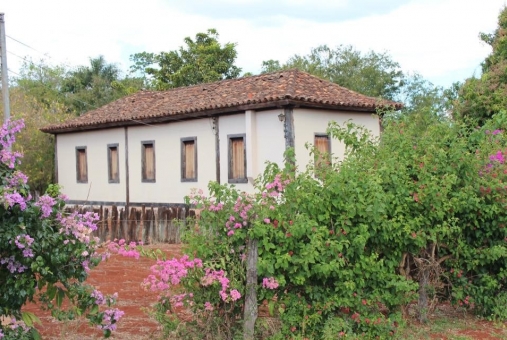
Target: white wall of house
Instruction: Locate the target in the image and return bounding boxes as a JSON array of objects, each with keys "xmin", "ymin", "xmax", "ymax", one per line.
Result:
[
  {"xmin": 56, "ymin": 109, "xmax": 379, "ymax": 204},
  {"xmin": 127, "ymin": 118, "xmax": 216, "ymax": 203},
  {"xmin": 293, "ymin": 108, "xmax": 380, "ymax": 170},
  {"xmin": 254, "ymin": 109, "xmax": 286, "ymax": 176},
  {"xmin": 218, "ymin": 110, "xmax": 286, "ymax": 193},
  {"xmin": 57, "ymin": 128, "xmax": 126, "ymax": 203}
]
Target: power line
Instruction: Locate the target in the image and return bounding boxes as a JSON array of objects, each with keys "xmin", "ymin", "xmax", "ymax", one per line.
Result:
[
  {"xmin": 6, "ymin": 35, "xmax": 46, "ymax": 56},
  {"xmin": 7, "ymin": 68, "xmax": 20, "ymax": 77},
  {"xmin": 7, "ymin": 50, "xmax": 29, "ymax": 62}
]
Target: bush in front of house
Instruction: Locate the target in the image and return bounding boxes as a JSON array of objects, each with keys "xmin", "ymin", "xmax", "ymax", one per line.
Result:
[
  {"xmin": 145, "ymin": 110, "xmax": 507, "ymax": 339},
  {"xmin": 0, "ymin": 119, "xmax": 122, "ymax": 339}
]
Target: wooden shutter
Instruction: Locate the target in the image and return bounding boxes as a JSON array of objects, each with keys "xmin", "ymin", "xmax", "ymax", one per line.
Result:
[
  {"xmin": 109, "ymin": 146, "xmax": 119, "ymax": 181},
  {"xmin": 184, "ymin": 141, "xmax": 195, "ymax": 179},
  {"xmin": 143, "ymin": 143, "xmax": 155, "ymax": 181},
  {"xmin": 77, "ymin": 148, "xmax": 87, "ymax": 182},
  {"xmin": 231, "ymin": 138, "xmax": 245, "ymax": 179},
  {"xmin": 315, "ymin": 135, "xmax": 330, "ymax": 168}
]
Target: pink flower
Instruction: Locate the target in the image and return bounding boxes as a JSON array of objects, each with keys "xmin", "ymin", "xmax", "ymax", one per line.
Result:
[
  {"xmin": 230, "ymin": 289, "xmax": 241, "ymax": 301},
  {"xmin": 262, "ymin": 277, "xmax": 279, "ymax": 290},
  {"xmin": 204, "ymin": 301, "xmax": 214, "ymax": 311},
  {"xmin": 35, "ymin": 194, "xmax": 57, "ymax": 218},
  {"xmin": 227, "ymin": 230, "xmax": 235, "ymax": 236},
  {"xmin": 264, "ymin": 218, "xmax": 270, "ymax": 224}
]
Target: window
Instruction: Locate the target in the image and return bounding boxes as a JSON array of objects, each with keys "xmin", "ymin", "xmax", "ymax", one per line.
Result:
[
  {"xmin": 314, "ymin": 134, "xmax": 331, "ymax": 168},
  {"xmin": 228, "ymin": 134, "xmax": 247, "ymax": 183},
  {"xmin": 181, "ymin": 137, "xmax": 197, "ymax": 182},
  {"xmin": 76, "ymin": 146, "xmax": 88, "ymax": 183},
  {"xmin": 141, "ymin": 141, "xmax": 155, "ymax": 182},
  {"xmin": 108, "ymin": 144, "xmax": 119, "ymax": 183}
]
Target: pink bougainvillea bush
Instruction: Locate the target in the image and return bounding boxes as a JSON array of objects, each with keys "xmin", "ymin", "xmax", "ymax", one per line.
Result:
[{"xmin": 0, "ymin": 119, "xmax": 122, "ymax": 339}]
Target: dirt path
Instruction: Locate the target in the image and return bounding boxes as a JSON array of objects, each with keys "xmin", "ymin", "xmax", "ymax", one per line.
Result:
[{"xmin": 23, "ymin": 244, "xmax": 182, "ymax": 340}]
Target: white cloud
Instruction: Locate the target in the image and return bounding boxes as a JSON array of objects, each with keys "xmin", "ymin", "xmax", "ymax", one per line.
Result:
[{"xmin": 2, "ymin": 0, "xmax": 506, "ymax": 87}]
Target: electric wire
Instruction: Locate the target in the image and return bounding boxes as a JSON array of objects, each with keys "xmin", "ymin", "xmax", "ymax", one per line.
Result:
[{"xmin": 6, "ymin": 35, "xmax": 46, "ymax": 56}]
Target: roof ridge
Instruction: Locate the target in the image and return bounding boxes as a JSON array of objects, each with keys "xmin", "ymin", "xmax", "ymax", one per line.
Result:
[{"xmin": 41, "ymin": 69, "xmax": 402, "ymax": 134}]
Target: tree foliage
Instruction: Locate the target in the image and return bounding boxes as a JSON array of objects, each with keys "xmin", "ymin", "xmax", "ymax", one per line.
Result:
[
  {"xmin": 14, "ymin": 57, "xmax": 143, "ymax": 116},
  {"xmin": 61, "ymin": 56, "xmax": 143, "ymax": 115},
  {"xmin": 130, "ymin": 29, "xmax": 242, "ymax": 90},
  {"xmin": 454, "ymin": 6, "xmax": 507, "ymax": 124},
  {"xmin": 8, "ymin": 88, "xmax": 72, "ymax": 194},
  {"xmin": 261, "ymin": 44, "xmax": 404, "ymax": 100}
]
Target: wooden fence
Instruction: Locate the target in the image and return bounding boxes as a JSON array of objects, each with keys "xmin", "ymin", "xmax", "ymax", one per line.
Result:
[{"xmin": 71, "ymin": 205, "xmax": 196, "ymax": 244}]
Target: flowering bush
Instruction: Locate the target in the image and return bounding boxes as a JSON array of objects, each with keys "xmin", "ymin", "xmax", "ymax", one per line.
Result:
[
  {"xmin": 0, "ymin": 119, "xmax": 122, "ymax": 338},
  {"xmin": 170, "ymin": 110, "xmax": 507, "ymax": 339}
]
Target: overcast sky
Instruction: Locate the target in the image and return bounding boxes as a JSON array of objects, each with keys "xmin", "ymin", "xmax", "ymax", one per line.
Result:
[{"xmin": 2, "ymin": 0, "xmax": 506, "ymax": 88}]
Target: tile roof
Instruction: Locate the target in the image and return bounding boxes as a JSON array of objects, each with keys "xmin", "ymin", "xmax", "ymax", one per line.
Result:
[{"xmin": 41, "ymin": 69, "xmax": 402, "ymax": 133}]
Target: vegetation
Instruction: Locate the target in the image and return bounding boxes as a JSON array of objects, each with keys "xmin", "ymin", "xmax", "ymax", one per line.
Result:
[
  {"xmin": 4, "ymin": 7, "xmax": 507, "ymax": 338},
  {"xmin": 121, "ymin": 107, "xmax": 504, "ymax": 339},
  {"xmin": 261, "ymin": 44, "xmax": 404, "ymax": 100},
  {"xmin": 0, "ymin": 120, "xmax": 121, "ymax": 339},
  {"xmin": 129, "ymin": 29, "xmax": 242, "ymax": 90},
  {"xmin": 453, "ymin": 6, "xmax": 507, "ymax": 125}
]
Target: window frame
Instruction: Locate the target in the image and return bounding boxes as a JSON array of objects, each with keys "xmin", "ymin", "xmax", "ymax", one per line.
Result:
[
  {"xmin": 181, "ymin": 137, "xmax": 198, "ymax": 182},
  {"xmin": 75, "ymin": 146, "xmax": 88, "ymax": 183},
  {"xmin": 228, "ymin": 134, "xmax": 247, "ymax": 184},
  {"xmin": 107, "ymin": 143, "xmax": 120, "ymax": 183},
  {"xmin": 141, "ymin": 140, "xmax": 156, "ymax": 183},
  {"xmin": 314, "ymin": 133, "xmax": 332, "ymax": 168}
]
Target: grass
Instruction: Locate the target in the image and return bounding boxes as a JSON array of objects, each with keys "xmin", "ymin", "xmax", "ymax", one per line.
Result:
[{"xmin": 396, "ymin": 304, "xmax": 507, "ymax": 340}]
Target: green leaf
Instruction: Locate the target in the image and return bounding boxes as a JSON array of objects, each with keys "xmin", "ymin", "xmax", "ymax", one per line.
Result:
[
  {"xmin": 89, "ymin": 304, "xmax": 100, "ymax": 315},
  {"xmin": 21, "ymin": 311, "xmax": 41, "ymax": 327},
  {"xmin": 56, "ymin": 288, "xmax": 65, "ymax": 308}
]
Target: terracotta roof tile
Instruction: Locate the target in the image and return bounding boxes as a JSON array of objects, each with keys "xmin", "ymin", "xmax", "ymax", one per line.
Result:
[{"xmin": 42, "ymin": 69, "xmax": 401, "ymax": 133}]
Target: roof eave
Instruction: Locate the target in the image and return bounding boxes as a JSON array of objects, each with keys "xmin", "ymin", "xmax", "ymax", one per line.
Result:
[{"xmin": 41, "ymin": 99, "xmax": 397, "ymax": 134}]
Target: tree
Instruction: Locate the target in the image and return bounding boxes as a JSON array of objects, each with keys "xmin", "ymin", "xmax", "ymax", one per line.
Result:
[
  {"xmin": 129, "ymin": 29, "xmax": 242, "ymax": 90},
  {"xmin": 15, "ymin": 59, "xmax": 69, "ymax": 110},
  {"xmin": 394, "ymin": 73, "xmax": 458, "ymax": 117},
  {"xmin": 62, "ymin": 55, "xmax": 143, "ymax": 114},
  {"xmin": 8, "ymin": 88, "xmax": 72, "ymax": 194},
  {"xmin": 261, "ymin": 45, "xmax": 404, "ymax": 100},
  {"xmin": 453, "ymin": 6, "xmax": 507, "ymax": 124}
]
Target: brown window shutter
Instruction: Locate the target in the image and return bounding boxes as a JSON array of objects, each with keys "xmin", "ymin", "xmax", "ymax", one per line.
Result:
[
  {"xmin": 184, "ymin": 141, "xmax": 195, "ymax": 179},
  {"xmin": 144, "ymin": 144, "xmax": 155, "ymax": 180},
  {"xmin": 109, "ymin": 146, "xmax": 118, "ymax": 181},
  {"xmin": 77, "ymin": 148, "xmax": 87, "ymax": 182},
  {"xmin": 231, "ymin": 138, "xmax": 245, "ymax": 179},
  {"xmin": 315, "ymin": 135, "xmax": 330, "ymax": 168}
]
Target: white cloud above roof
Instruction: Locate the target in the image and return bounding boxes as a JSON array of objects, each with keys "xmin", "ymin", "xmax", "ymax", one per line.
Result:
[{"xmin": 2, "ymin": 0, "xmax": 506, "ymax": 87}]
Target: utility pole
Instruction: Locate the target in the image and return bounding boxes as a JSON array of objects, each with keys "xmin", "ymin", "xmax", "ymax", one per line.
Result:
[{"xmin": 0, "ymin": 13, "xmax": 10, "ymax": 123}]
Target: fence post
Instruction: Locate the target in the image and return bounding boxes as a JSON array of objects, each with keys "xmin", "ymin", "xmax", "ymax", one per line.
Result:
[{"xmin": 243, "ymin": 237, "xmax": 258, "ymax": 340}]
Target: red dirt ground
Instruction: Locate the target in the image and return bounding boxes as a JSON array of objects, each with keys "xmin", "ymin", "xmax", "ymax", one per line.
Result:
[
  {"xmin": 22, "ymin": 244, "xmax": 507, "ymax": 339},
  {"xmin": 23, "ymin": 244, "xmax": 182, "ymax": 340}
]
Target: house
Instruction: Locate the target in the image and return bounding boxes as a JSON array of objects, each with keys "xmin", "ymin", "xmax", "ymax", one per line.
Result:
[{"xmin": 41, "ymin": 69, "xmax": 400, "ymax": 208}]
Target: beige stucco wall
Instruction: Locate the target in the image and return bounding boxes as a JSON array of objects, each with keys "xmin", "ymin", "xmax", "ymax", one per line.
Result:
[
  {"xmin": 127, "ymin": 118, "xmax": 216, "ymax": 203},
  {"xmin": 56, "ymin": 108, "xmax": 379, "ymax": 204},
  {"xmin": 292, "ymin": 108, "xmax": 380, "ymax": 170},
  {"xmin": 254, "ymin": 109, "xmax": 286, "ymax": 175},
  {"xmin": 57, "ymin": 128, "xmax": 126, "ymax": 202},
  {"xmin": 218, "ymin": 110, "xmax": 286, "ymax": 193}
]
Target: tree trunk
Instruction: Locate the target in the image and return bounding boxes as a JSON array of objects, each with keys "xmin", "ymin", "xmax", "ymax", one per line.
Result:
[
  {"xmin": 417, "ymin": 264, "xmax": 430, "ymax": 323},
  {"xmin": 243, "ymin": 238, "xmax": 258, "ymax": 340}
]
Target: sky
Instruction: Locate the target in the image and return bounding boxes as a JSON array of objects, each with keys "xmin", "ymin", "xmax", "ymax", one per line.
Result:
[{"xmin": 2, "ymin": 0, "xmax": 507, "ymax": 88}]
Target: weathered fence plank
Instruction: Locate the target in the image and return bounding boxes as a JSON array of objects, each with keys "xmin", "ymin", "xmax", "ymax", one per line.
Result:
[{"xmin": 67, "ymin": 205, "xmax": 194, "ymax": 244}]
